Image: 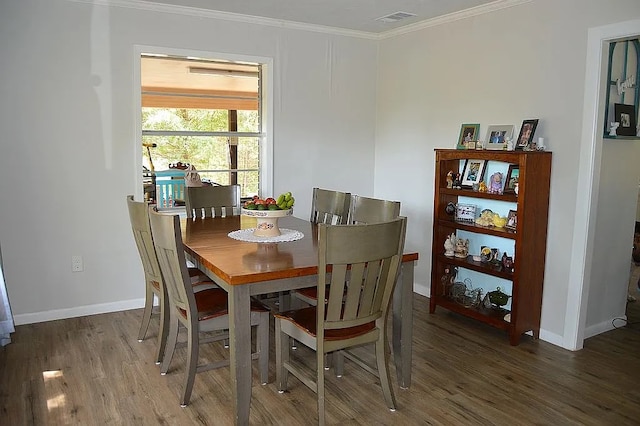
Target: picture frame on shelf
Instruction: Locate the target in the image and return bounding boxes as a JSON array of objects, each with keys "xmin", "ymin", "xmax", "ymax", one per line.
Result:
[
  {"xmin": 456, "ymin": 123, "xmax": 480, "ymax": 150},
  {"xmin": 506, "ymin": 210, "xmax": 517, "ymax": 230},
  {"xmin": 614, "ymin": 104, "xmax": 637, "ymax": 137},
  {"xmin": 515, "ymin": 119, "xmax": 539, "ymax": 150},
  {"xmin": 504, "ymin": 164, "xmax": 520, "ymax": 194},
  {"xmin": 461, "ymin": 159, "xmax": 487, "ymax": 187},
  {"xmin": 485, "ymin": 125, "xmax": 514, "ymax": 150}
]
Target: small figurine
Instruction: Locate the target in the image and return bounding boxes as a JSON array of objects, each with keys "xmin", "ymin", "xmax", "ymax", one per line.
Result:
[
  {"xmin": 505, "ymin": 136, "xmax": 514, "ymax": 151},
  {"xmin": 445, "ymin": 202, "xmax": 456, "ymax": 216},
  {"xmin": 446, "ymin": 171, "xmax": 454, "ymax": 188},
  {"xmin": 502, "ymin": 252, "xmax": 514, "ymax": 272},
  {"xmin": 475, "ymin": 209, "xmax": 495, "ymax": 227},
  {"xmin": 480, "ymin": 246, "xmax": 492, "ymax": 263},
  {"xmin": 454, "ymin": 238, "xmax": 469, "ymax": 259},
  {"xmin": 487, "ymin": 287, "xmax": 510, "ymax": 308},
  {"xmin": 489, "ymin": 172, "xmax": 503, "ymax": 194},
  {"xmin": 440, "ymin": 266, "xmax": 457, "ymax": 296},
  {"xmin": 514, "ymin": 182, "xmax": 519, "ymax": 196},
  {"xmin": 444, "ymin": 233, "xmax": 456, "ymax": 257},
  {"xmin": 609, "ymin": 122, "xmax": 620, "ymax": 137},
  {"xmin": 452, "ymin": 173, "xmax": 462, "ymax": 189},
  {"xmin": 478, "ymin": 181, "xmax": 487, "ymax": 192}
]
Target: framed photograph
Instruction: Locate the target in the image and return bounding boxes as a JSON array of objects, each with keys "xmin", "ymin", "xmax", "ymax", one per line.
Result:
[
  {"xmin": 461, "ymin": 159, "xmax": 487, "ymax": 187},
  {"xmin": 455, "ymin": 203, "xmax": 477, "ymax": 223},
  {"xmin": 516, "ymin": 119, "xmax": 539, "ymax": 150},
  {"xmin": 457, "ymin": 123, "xmax": 480, "ymax": 150},
  {"xmin": 504, "ymin": 164, "xmax": 520, "ymax": 194},
  {"xmin": 485, "ymin": 125, "xmax": 514, "ymax": 150},
  {"xmin": 506, "ymin": 210, "xmax": 517, "ymax": 230},
  {"xmin": 614, "ymin": 104, "xmax": 637, "ymax": 137}
]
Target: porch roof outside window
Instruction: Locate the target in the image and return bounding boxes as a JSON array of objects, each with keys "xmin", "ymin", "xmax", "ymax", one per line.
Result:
[{"xmin": 141, "ymin": 56, "xmax": 259, "ymax": 111}]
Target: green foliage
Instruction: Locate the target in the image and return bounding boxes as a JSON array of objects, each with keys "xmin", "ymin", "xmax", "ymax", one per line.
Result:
[{"xmin": 142, "ymin": 108, "xmax": 260, "ymax": 196}]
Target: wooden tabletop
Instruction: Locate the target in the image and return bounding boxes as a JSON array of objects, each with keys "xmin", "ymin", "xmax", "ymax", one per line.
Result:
[{"xmin": 181, "ymin": 215, "xmax": 418, "ymax": 286}]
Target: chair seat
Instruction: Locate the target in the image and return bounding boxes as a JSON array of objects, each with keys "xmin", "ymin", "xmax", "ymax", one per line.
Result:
[
  {"xmin": 274, "ymin": 307, "xmax": 374, "ymax": 341},
  {"xmin": 293, "ymin": 286, "xmax": 325, "ymax": 302},
  {"xmin": 178, "ymin": 288, "xmax": 270, "ymax": 321}
]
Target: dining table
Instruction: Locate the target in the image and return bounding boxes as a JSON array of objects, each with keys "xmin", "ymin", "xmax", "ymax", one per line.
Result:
[{"xmin": 181, "ymin": 214, "xmax": 418, "ymax": 425}]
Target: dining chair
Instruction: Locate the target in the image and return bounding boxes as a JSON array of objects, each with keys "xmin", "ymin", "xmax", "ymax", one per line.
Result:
[
  {"xmin": 149, "ymin": 207, "xmax": 270, "ymax": 407},
  {"xmin": 293, "ymin": 194, "xmax": 401, "ymax": 306},
  {"xmin": 126, "ymin": 195, "xmax": 215, "ymax": 364},
  {"xmin": 348, "ymin": 195, "xmax": 401, "ymax": 225},
  {"xmin": 274, "ymin": 217, "xmax": 407, "ymax": 425},
  {"xmin": 288, "ymin": 188, "xmax": 352, "ymax": 309},
  {"xmin": 185, "ymin": 184, "xmax": 241, "ymax": 219},
  {"xmin": 309, "ymin": 187, "xmax": 351, "ymax": 225}
]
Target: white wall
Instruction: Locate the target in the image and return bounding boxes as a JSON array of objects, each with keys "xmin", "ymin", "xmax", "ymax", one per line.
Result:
[
  {"xmin": 0, "ymin": 0, "xmax": 377, "ymax": 322},
  {"xmin": 375, "ymin": 0, "xmax": 640, "ymax": 346}
]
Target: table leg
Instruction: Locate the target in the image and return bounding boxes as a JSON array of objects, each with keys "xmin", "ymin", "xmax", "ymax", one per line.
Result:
[
  {"xmin": 228, "ymin": 285, "xmax": 252, "ymax": 425},
  {"xmin": 393, "ymin": 261, "xmax": 414, "ymax": 389}
]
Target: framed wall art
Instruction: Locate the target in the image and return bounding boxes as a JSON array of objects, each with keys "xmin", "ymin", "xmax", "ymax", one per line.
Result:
[
  {"xmin": 603, "ymin": 39, "xmax": 639, "ymax": 138},
  {"xmin": 461, "ymin": 159, "xmax": 487, "ymax": 187},
  {"xmin": 515, "ymin": 119, "xmax": 539, "ymax": 150},
  {"xmin": 614, "ymin": 103, "xmax": 637, "ymax": 136},
  {"xmin": 457, "ymin": 123, "xmax": 480, "ymax": 149},
  {"xmin": 485, "ymin": 125, "xmax": 514, "ymax": 150}
]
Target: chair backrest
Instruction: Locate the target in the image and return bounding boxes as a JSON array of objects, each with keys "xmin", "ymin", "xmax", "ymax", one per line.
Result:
[
  {"xmin": 316, "ymin": 217, "xmax": 407, "ymax": 338},
  {"xmin": 126, "ymin": 195, "xmax": 162, "ymax": 286},
  {"xmin": 310, "ymin": 187, "xmax": 351, "ymax": 225},
  {"xmin": 349, "ymin": 195, "xmax": 401, "ymax": 224},
  {"xmin": 185, "ymin": 185, "xmax": 241, "ymax": 219},
  {"xmin": 155, "ymin": 169, "xmax": 185, "ymax": 208},
  {"xmin": 149, "ymin": 208, "xmax": 196, "ymax": 318}
]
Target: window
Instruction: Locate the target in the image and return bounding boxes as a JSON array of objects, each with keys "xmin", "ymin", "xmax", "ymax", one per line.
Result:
[{"xmin": 140, "ymin": 54, "xmax": 264, "ymax": 206}]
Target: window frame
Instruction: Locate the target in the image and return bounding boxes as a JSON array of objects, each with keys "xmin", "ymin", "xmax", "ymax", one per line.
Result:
[{"xmin": 133, "ymin": 45, "xmax": 273, "ymax": 203}]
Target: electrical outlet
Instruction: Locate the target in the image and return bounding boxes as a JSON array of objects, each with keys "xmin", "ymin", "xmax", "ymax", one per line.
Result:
[{"xmin": 72, "ymin": 255, "xmax": 83, "ymax": 272}]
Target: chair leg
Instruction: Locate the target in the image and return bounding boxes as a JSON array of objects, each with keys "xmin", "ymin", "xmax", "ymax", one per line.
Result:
[
  {"xmin": 138, "ymin": 283, "xmax": 155, "ymax": 342},
  {"xmin": 275, "ymin": 318, "xmax": 289, "ymax": 392},
  {"xmin": 333, "ymin": 350, "xmax": 344, "ymax": 377},
  {"xmin": 180, "ymin": 323, "xmax": 199, "ymax": 407},
  {"xmin": 155, "ymin": 290, "xmax": 170, "ymax": 365},
  {"xmin": 375, "ymin": 335, "xmax": 397, "ymax": 411},
  {"xmin": 258, "ymin": 312, "xmax": 269, "ymax": 385},
  {"xmin": 278, "ymin": 291, "xmax": 290, "ymax": 311},
  {"xmin": 317, "ymin": 350, "xmax": 326, "ymax": 426},
  {"xmin": 160, "ymin": 316, "xmax": 179, "ymax": 375}
]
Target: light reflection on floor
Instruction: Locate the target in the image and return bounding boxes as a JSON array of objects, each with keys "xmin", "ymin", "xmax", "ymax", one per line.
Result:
[{"xmin": 42, "ymin": 370, "xmax": 67, "ymax": 411}]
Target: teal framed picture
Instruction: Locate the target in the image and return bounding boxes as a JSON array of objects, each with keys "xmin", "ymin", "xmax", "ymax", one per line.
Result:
[{"xmin": 456, "ymin": 123, "xmax": 480, "ymax": 149}]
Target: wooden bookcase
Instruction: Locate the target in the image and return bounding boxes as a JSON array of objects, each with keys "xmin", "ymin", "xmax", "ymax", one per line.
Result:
[{"xmin": 430, "ymin": 149, "xmax": 552, "ymax": 345}]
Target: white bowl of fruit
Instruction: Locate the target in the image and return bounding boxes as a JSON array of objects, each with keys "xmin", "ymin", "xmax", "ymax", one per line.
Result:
[{"xmin": 241, "ymin": 192, "xmax": 295, "ymax": 237}]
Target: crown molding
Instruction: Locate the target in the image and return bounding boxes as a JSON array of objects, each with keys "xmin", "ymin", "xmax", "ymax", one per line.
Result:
[
  {"xmin": 65, "ymin": 0, "xmax": 378, "ymax": 40},
  {"xmin": 66, "ymin": 0, "xmax": 532, "ymax": 41},
  {"xmin": 378, "ymin": 0, "xmax": 533, "ymax": 39}
]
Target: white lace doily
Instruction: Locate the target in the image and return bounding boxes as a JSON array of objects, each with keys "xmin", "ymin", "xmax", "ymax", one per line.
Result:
[{"xmin": 227, "ymin": 228, "xmax": 304, "ymax": 243}]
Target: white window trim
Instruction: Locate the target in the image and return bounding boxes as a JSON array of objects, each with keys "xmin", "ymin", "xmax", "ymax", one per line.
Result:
[{"xmin": 133, "ymin": 45, "xmax": 273, "ymax": 200}]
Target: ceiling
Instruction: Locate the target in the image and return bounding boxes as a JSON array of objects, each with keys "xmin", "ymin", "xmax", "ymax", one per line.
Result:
[{"xmin": 143, "ymin": 0, "xmax": 502, "ymax": 34}]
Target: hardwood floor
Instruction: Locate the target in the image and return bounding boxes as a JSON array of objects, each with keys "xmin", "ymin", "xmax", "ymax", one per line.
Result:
[{"xmin": 1, "ymin": 294, "xmax": 639, "ymax": 425}]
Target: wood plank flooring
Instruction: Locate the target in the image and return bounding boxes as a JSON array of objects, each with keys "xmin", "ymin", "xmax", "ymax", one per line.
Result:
[{"xmin": 1, "ymin": 294, "xmax": 639, "ymax": 425}]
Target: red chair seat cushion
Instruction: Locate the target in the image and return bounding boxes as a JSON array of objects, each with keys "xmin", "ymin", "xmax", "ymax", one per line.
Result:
[
  {"xmin": 274, "ymin": 307, "xmax": 374, "ymax": 341},
  {"xmin": 177, "ymin": 288, "xmax": 270, "ymax": 321}
]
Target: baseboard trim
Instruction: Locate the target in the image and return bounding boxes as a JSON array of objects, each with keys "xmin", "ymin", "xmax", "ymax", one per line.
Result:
[
  {"xmin": 13, "ymin": 298, "xmax": 147, "ymax": 325},
  {"xmin": 584, "ymin": 316, "xmax": 625, "ymax": 339}
]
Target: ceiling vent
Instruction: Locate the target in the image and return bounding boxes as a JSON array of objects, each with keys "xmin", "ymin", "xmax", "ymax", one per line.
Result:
[{"xmin": 375, "ymin": 11, "xmax": 416, "ymax": 23}]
